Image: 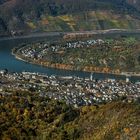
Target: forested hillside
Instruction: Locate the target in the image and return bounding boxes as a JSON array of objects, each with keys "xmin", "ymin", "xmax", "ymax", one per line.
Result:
[
  {"xmin": 0, "ymin": 91, "xmax": 140, "ymax": 140},
  {"xmin": 0, "ymin": 0, "xmax": 140, "ymax": 36}
]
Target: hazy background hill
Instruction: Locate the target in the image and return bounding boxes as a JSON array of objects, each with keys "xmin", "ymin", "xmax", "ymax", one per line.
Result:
[
  {"xmin": 127, "ymin": 0, "xmax": 140, "ymax": 11},
  {"xmin": 0, "ymin": 0, "xmax": 140, "ymax": 36}
]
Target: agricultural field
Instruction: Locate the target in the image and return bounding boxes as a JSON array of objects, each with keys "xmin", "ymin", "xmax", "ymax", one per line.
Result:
[
  {"xmin": 26, "ymin": 11, "xmax": 140, "ymax": 32},
  {"xmin": 0, "ymin": 0, "xmax": 140, "ymax": 35}
]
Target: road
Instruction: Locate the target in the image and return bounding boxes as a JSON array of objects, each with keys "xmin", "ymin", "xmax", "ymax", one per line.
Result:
[{"xmin": 1, "ymin": 29, "xmax": 140, "ymax": 41}]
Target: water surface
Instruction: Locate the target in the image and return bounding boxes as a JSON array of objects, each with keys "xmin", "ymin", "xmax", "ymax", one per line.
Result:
[{"xmin": 0, "ymin": 34, "xmax": 139, "ymax": 82}]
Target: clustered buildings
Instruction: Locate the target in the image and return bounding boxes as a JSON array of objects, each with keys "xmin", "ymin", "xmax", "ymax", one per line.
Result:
[
  {"xmin": 0, "ymin": 70, "xmax": 140, "ymax": 107},
  {"xmin": 17, "ymin": 39, "xmax": 105, "ymax": 60}
]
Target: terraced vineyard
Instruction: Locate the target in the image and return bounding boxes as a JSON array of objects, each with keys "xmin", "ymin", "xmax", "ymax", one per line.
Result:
[
  {"xmin": 0, "ymin": 0, "xmax": 140, "ymax": 36},
  {"xmin": 27, "ymin": 11, "xmax": 140, "ymax": 32}
]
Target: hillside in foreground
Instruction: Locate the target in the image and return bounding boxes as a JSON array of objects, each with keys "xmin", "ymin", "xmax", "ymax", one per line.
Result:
[
  {"xmin": 0, "ymin": 91, "xmax": 140, "ymax": 140},
  {"xmin": 0, "ymin": 0, "xmax": 140, "ymax": 36}
]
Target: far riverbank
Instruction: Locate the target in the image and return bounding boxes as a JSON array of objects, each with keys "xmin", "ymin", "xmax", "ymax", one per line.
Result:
[
  {"xmin": 1, "ymin": 29, "xmax": 140, "ymax": 41},
  {"xmin": 12, "ymin": 47, "xmax": 140, "ymax": 78}
]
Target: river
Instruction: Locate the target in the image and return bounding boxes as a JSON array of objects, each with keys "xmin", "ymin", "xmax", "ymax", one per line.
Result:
[{"xmin": 0, "ymin": 33, "xmax": 140, "ymax": 82}]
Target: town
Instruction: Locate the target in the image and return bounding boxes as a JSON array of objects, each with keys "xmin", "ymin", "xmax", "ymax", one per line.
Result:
[
  {"xmin": 13, "ymin": 36, "xmax": 140, "ymax": 75},
  {"xmin": 0, "ymin": 69, "xmax": 140, "ymax": 107},
  {"xmin": 14, "ymin": 39, "xmax": 105, "ymax": 61}
]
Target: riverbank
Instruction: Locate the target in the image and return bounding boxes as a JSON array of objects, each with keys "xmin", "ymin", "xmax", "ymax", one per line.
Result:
[
  {"xmin": 12, "ymin": 47, "xmax": 140, "ymax": 78},
  {"xmin": 1, "ymin": 29, "xmax": 140, "ymax": 41},
  {"xmin": 0, "ymin": 32, "xmax": 62, "ymax": 41}
]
